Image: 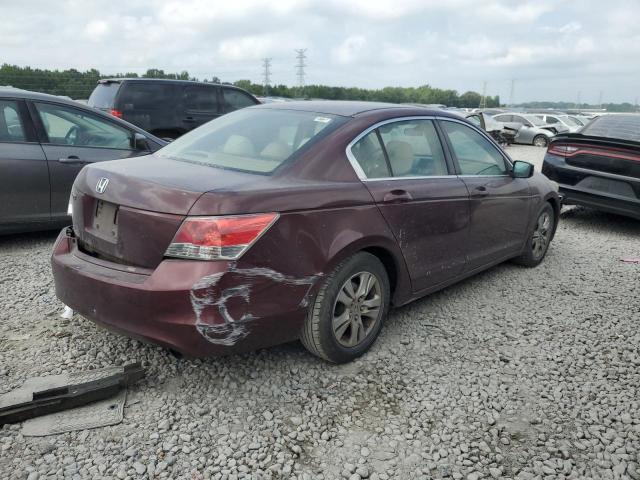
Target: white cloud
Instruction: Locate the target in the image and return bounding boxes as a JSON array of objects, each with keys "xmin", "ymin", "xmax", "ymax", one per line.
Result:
[
  {"xmin": 2, "ymin": 0, "xmax": 640, "ymax": 102},
  {"xmin": 83, "ymin": 20, "xmax": 109, "ymax": 41},
  {"xmin": 332, "ymin": 35, "xmax": 367, "ymax": 65}
]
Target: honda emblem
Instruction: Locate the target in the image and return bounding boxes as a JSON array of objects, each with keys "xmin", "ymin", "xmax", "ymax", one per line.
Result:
[{"xmin": 96, "ymin": 177, "xmax": 109, "ymax": 194}]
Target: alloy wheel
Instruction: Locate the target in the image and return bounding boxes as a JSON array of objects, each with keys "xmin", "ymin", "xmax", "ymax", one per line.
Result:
[
  {"xmin": 332, "ymin": 271, "xmax": 382, "ymax": 347},
  {"xmin": 531, "ymin": 211, "xmax": 552, "ymax": 259}
]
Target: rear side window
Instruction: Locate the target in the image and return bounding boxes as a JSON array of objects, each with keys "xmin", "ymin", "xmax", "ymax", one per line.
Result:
[
  {"xmin": 222, "ymin": 88, "xmax": 257, "ymax": 113},
  {"xmin": 350, "ymin": 131, "xmax": 390, "ymax": 178},
  {"xmin": 119, "ymin": 83, "xmax": 176, "ymax": 111},
  {"xmin": 546, "ymin": 116, "xmax": 559, "ymax": 124},
  {"xmin": 88, "ymin": 83, "xmax": 120, "ymax": 108},
  {"xmin": 350, "ymin": 119, "xmax": 448, "ymax": 178},
  {"xmin": 184, "ymin": 85, "xmax": 218, "ymax": 112},
  {"xmin": 0, "ymin": 100, "xmax": 26, "ymax": 142},
  {"xmin": 440, "ymin": 121, "xmax": 507, "ymax": 176}
]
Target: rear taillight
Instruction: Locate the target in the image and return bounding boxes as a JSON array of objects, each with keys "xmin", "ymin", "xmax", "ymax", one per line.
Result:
[
  {"xmin": 110, "ymin": 109, "xmax": 123, "ymax": 118},
  {"xmin": 165, "ymin": 213, "xmax": 278, "ymax": 260},
  {"xmin": 547, "ymin": 144, "xmax": 579, "ymax": 157}
]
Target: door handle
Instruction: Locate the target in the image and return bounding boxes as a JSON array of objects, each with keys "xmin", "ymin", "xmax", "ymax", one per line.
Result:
[
  {"xmin": 58, "ymin": 156, "xmax": 89, "ymax": 165},
  {"xmin": 183, "ymin": 117, "xmax": 196, "ymax": 123},
  {"xmin": 471, "ymin": 185, "xmax": 489, "ymax": 197},
  {"xmin": 383, "ymin": 189, "xmax": 413, "ymax": 203}
]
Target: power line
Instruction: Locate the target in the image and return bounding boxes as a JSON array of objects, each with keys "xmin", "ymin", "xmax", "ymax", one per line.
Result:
[
  {"xmin": 262, "ymin": 58, "xmax": 272, "ymax": 96},
  {"xmin": 294, "ymin": 49, "xmax": 307, "ymax": 95}
]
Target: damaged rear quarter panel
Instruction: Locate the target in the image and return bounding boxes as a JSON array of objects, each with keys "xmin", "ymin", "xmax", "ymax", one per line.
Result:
[{"xmin": 189, "ymin": 204, "xmax": 409, "ymax": 348}]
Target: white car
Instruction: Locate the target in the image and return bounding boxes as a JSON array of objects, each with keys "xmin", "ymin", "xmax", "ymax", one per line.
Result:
[{"xmin": 536, "ymin": 114, "xmax": 583, "ymax": 133}]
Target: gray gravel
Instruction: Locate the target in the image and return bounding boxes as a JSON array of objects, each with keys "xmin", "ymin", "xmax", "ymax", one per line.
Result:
[{"xmin": 1, "ymin": 146, "xmax": 639, "ymax": 479}]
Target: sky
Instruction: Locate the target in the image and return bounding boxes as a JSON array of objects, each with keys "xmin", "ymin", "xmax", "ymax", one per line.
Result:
[{"xmin": 2, "ymin": 0, "xmax": 640, "ymax": 103}]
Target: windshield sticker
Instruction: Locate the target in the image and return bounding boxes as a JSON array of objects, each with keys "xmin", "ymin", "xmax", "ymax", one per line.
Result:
[{"xmin": 314, "ymin": 116, "xmax": 332, "ymax": 123}]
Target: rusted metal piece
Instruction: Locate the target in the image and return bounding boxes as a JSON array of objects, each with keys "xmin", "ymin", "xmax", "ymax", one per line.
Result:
[{"xmin": 0, "ymin": 362, "xmax": 144, "ymax": 425}]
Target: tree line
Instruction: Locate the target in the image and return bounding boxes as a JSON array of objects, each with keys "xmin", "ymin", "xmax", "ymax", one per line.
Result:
[
  {"xmin": 0, "ymin": 64, "xmax": 499, "ymax": 108},
  {"xmin": 4, "ymin": 64, "xmax": 635, "ymax": 111}
]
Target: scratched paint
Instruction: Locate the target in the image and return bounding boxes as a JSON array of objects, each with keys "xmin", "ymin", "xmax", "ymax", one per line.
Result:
[{"xmin": 190, "ymin": 264, "xmax": 320, "ymax": 346}]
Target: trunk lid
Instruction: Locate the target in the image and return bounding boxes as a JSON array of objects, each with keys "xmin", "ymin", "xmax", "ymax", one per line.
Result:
[
  {"xmin": 551, "ymin": 134, "xmax": 640, "ymax": 179},
  {"xmin": 71, "ymin": 155, "xmax": 269, "ymax": 269}
]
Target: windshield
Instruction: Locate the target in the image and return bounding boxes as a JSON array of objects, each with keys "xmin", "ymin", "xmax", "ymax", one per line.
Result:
[
  {"xmin": 158, "ymin": 108, "xmax": 343, "ymax": 174},
  {"xmin": 524, "ymin": 115, "xmax": 546, "ymax": 126}
]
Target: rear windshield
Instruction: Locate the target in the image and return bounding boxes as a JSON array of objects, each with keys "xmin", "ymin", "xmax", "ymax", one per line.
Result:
[
  {"xmin": 158, "ymin": 108, "xmax": 344, "ymax": 174},
  {"xmin": 582, "ymin": 115, "xmax": 640, "ymax": 142},
  {"xmin": 88, "ymin": 82, "xmax": 120, "ymax": 108}
]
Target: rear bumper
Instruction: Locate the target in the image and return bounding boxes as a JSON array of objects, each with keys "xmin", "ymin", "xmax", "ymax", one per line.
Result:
[
  {"xmin": 51, "ymin": 229, "xmax": 316, "ymax": 357},
  {"xmin": 543, "ymin": 155, "xmax": 640, "ymax": 220},
  {"xmin": 558, "ymin": 186, "xmax": 640, "ymax": 219}
]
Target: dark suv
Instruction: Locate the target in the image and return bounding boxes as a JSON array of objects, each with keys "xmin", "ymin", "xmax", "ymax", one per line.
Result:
[{"xmin": 88, "ymin": 79, "xmax": 260, "ymax": 139}]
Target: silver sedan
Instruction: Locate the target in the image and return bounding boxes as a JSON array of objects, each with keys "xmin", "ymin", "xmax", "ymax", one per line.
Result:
[{"xmin": 492, "ymin": 113, "xmax": 558, "ymax": 147}]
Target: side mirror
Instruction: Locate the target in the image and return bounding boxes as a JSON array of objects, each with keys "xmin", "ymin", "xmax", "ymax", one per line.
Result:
[
  {"xmin": 512, "ymin": 160, "xmax": 534, "ymax": 178},
  {"xmin": 133, "ymin": 133, "xmax": 150, "ymax": 151}
]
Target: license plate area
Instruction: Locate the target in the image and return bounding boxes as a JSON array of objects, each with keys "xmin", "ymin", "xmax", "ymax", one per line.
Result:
[{"xmin": 93, "ymin": 200, "xmax": 119, "ymax": 240}]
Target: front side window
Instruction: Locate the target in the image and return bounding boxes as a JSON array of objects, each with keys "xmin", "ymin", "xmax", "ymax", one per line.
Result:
[
  {"xmin": 35, "ymin": 102, "xmax": 133, "ymax": 149},
  {"xmin": 440, "ymin": 121, "xmax": 507, "ymax": 176},
  {"xmin": 0, "ymin": 100, "xmax": 26, "ymax": 142},
  {"xmin": 546, "ymin": 116, "xmax": 559, "ymax": 124},
  {"xmin": 158, "ymin": 108, "xmax": 343, "ymax": 174},
  {"xmin": 222, "ymin": 89, "xmax": 258, "ymax": 113},
  {"xmin": 184, "ymin": 85, "xmax": 219, "ymax": 112}
]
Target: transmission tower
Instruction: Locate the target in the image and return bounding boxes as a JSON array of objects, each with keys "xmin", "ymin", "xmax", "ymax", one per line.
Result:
[
  {"xmin": 262, "ymin": 58, "xmax": 272, "ymax": 96},
  {"xmin": 294, "ymin": 49, "xmax": 307, "ymax": 96},
  {"xmin": 479, "ymin": 81, "xmax": 487, "ymax": 109},
  {"xmin": 508, "ymin": 79, "xmax": 516, "ymax": 107}
]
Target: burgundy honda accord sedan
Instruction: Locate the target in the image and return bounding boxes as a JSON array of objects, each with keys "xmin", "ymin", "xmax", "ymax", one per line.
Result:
[{"xmin": 52, "ymin": 101, "xmax": 561, "ymax": 363}]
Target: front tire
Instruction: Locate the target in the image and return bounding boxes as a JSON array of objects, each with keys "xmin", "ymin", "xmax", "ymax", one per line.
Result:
[
  {"xmin": 513, "ymin": 203, "xmax": 555, "ymax": 267},
  {"xmin": 533, "ymin": 135, "xmax": 549, "ymax": 147},
  {"xmin": 301, "ymin": 252, "xmax": 390, "ymax": 363}
]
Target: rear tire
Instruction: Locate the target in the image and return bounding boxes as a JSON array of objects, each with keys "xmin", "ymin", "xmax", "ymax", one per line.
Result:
[
  {"xmin": 301, "ymin": 252, "xmax": 390, "ymax": 363},
  {"xmin": 533, "ymin": 135, "xmax": 548, "ymax": 147},
  {"xmin": 513, "ymin": 203, "xmax": 555, "ymax": 267}
]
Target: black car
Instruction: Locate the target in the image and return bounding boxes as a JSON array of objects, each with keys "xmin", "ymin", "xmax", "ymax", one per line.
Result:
[
  {"xmin": 542, "ymin": 114, "xmax": 640, "ymax": 220},
  {"xmin": 0, "ymin": 88, "xmax": 166, "ymax": 234},
  {"xmin": 88, "ymin": 79, "xmax": 260, "ymax": 139}
]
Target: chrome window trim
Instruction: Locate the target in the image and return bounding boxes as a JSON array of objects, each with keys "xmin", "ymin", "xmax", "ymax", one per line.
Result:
[
  {"xmin": 345, "ymin": 115, "xmax": 514, "ymax": 181},
  {"xmin": 345, "ymin": 115, "xmax": 441, "ymax": 181}
]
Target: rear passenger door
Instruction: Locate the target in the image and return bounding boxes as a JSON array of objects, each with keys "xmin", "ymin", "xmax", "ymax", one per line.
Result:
[
  {"xmin": 183, "ymin": 84, "xmax": 220, "ymax": 130},
  {"xmin": 348, "ymin": 118, "xmax": 469, "ymax": 292},
  {"xmin": 438, "ymin": 119, "xmax": 531, "ymax": 271},
  {"xmin": 0, "ymin": 98, "xmax": 50, "ymax": 225},
  {"xmin": 30, "ymin": 101, "xmax": 140, "ymax": 222}
]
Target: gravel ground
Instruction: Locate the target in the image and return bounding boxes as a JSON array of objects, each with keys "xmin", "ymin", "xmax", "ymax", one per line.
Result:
[{"xmin": 1, "ymin": 146, "xmax": 639, "ymax": 480}]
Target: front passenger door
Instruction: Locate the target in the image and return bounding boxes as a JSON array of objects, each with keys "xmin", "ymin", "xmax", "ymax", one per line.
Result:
[
  {"xmin": 0, "ymin": 99, "xmax": 49, "ymax": 226},
  {"xmin": 439, "ymin": 119, "xmax": 531, "ymax": 271},
  {"xmin": 31, "ymin": 101, "xmax": 140, "ymax": 221}
]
